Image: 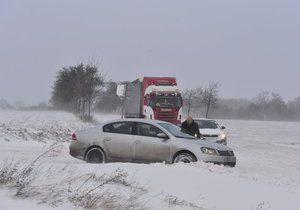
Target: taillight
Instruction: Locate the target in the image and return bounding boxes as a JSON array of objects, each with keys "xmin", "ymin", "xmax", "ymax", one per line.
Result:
[{"xmin": 71, "ymin": 133, "xmax": 77, "ymax": 141}]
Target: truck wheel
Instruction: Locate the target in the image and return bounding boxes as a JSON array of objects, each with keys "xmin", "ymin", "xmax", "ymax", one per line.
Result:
[
  {"xmin": 86, "ymin": 147, "xmax": 106, "ymax": 163},
  {"xmin": 173, "ymin": 152, "xmax": 196, "ymax": 163}
]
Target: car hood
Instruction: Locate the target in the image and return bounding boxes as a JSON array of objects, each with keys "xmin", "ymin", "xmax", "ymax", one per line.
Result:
[
  {"xmin": 175, "ymin": 138, "xmax": 232, "ymax": 151},
  {"xmin": 199, "ymin": 128, "xmax": 222, "ymax": 135}
]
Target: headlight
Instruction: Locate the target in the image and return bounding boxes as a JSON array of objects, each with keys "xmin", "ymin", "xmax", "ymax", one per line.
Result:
[
  {"xmin": 218, "ymin": 133, "xmax": 226, "ymax": 140},
  {"xmin": 201, "ymin": 147, "xmax": 218, "ymax": 155}
]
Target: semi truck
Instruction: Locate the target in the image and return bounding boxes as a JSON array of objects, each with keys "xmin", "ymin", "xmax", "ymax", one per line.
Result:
[{"xmin": 117, "ymin": 77, "xmax": 183, "ymax": 125}]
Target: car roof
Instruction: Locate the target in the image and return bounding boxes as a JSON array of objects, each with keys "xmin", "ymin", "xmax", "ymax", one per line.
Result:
[
  {"xmin": 193, "ymin": 118, "xmax": 216, "ymax": 121},
  {"xmin": 99, "ymin": 118, "xmax": 172, "ymax": 125}
]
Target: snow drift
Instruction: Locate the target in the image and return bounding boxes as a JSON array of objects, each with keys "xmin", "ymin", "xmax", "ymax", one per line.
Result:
[{"xmin": 0, "ymin": 110, "xmax": 299, "ymax": 210}]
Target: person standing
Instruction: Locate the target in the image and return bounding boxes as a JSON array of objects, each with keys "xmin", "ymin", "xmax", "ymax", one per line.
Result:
[{"xmin": 181, "ymin": 116, "xmax": 202, "ymax": 138}]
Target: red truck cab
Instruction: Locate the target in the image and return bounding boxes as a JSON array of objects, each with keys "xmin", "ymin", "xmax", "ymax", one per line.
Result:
[{"xmin": 122, "ymin": 77, "xmax": 182, "ymax": 125}]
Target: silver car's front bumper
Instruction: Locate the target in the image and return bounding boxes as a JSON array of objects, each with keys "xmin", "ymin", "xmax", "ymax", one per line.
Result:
[
  {"xmin": 195, "ymin": 153, "xmax": 236, "ymax": 167},
  {"xmin": 203, "ymin": 137, "xmax": 227, "ymax": 145},
  {"xmin": 207, "ymin": 156, "xmax": 236, "ymax": 167}
]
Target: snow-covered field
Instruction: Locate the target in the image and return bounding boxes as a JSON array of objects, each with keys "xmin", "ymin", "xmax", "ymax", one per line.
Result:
[{"xmin": 0, "ymin": 110, "xmax": 299, "ymax": 210}]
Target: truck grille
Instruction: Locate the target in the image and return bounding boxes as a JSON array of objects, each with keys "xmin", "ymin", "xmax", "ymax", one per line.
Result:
[
  {"xmin": 157, "ymin": 112, "xmax": 177, "ymax": 122},
  {"xmin": 217, "ymin": 150, "xmax": 234, "ymax": 156}
]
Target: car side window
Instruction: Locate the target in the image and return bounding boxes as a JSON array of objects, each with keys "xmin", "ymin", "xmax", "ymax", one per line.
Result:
[
  {"xmin": 103, "ymin": 122, "xmax": 133, "ymax": 135},
  {"xmin": 136, "ymin": 123, "xmax": 164, "ymax": 138}
]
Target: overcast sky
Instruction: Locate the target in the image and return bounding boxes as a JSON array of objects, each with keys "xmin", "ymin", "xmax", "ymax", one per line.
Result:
[{"xmin": 0, "ymin": 0, "xmax": 299, "ymax": 105}]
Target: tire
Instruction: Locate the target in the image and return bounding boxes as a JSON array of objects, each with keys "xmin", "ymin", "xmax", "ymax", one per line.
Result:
[
  {"xmin": 173, "ymin": 152, "xmax": 196, "ymax": 163},
  {"xmin": 86, "ymin": 147, "xmax": 106, "ymax": 163},
  {"xmin": 226, "ymin": 162, "xmax": 236, "ymax": 167}
]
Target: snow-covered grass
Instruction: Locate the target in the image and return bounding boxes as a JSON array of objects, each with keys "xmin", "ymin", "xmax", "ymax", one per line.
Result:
[
  {"xmin": 0, "ymin": 158, "xmax": 147, "ymax": 209},
  {"xmin": 0, "ymin": 110, "xmax": 300, "ymax": 210}
]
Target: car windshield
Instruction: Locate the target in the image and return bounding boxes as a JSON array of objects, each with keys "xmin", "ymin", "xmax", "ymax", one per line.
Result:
[
  {"xmin": 158, "ymin": 123, "xmax": 196, "ymax": 139},
  {"xmin": 149, "ymin": 96, "xmax": 182, "ymax": 108},
  {"xmin": 195, "ymin": 120, "xmax": 219, "ymax": 129}
]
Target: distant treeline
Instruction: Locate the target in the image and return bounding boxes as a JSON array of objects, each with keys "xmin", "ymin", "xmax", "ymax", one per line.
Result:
[
  {"xmin": 187, "ymin": 92, "xmax": 300, "ymax": 121},
  {"xmin": 0, "ymin": 80, "xmax": 121, "ymax": 114},
  {"xmin": 0, "ymin": 99, "xmax": 51, "ymax": 111},
  {"xmin": 2, "ymin": 92, "xmax": 300, "ymax": 122},
  {"xmin": 1, "ymin": 62, "xmax": 300, "ymax": 122}
]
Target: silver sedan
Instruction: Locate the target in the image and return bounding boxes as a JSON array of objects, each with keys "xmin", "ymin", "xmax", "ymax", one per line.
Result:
[{"xmin": 69, "ymin": 119, "xmax": 236, "ymax": 167}]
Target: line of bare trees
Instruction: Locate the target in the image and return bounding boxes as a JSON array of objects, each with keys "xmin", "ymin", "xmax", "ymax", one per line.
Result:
[
  {"xmin": 181, "ymin": 84, "xmax": 300, "ymax": 121},
  {"xmin": 50, "ymin": 66, "xmax": 221, "ymax": 120},
  {"xmin": 0, "ymin": 99, "xmax": 49, "ymax": 111},
  {"xmin": 185, "ymin": 91, "xmax": 300, "ymax": 121},
  {"xmin": 182, "ymin": 82, "xmax": 220, "ymax": 118},
  {"xmin": 220, "ymin": 92, "xmax": 300, "ymax": 121}
]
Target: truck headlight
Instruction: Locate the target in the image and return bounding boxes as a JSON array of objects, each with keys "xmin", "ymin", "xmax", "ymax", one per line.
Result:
[
  {"xmin": 201, "ymin": 147, "xmax": 218, "ymax": 155},
  {"xmin": 218, "ymin": 133, "xmax": 226, "ymax": 140}
]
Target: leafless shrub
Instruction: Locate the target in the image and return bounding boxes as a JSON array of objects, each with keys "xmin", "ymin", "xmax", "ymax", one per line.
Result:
[
  {"xmin": 78, "ymin": 114, "xmax": 96, "ymax": 123},
  {"xmin": 0, "ymin": 145, "xmax": 148, "ymax": 210},
  {"xmin": 0, "ymin": 160, "xmax": 21, "ymax": 185},
  {"xmin": 255, "ymin": 201, "xmax": 271, "ymax": 210},
  {"xmin": 0, "ymin": 143, "xmax": 61, "ymax": 196},
  {"xmin": 0, "ymin": 123, "xmax": 74, "ymax": 143},
  {"xmin": 69, "ymin": 168, "xmax": 147, "ymax": 210},
  {"xmin": 165, "ymin": 195, "xmax": 204, "ymax": 210}
]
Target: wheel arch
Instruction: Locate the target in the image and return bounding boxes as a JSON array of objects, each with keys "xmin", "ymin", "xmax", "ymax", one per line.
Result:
[
  {"xmin": 84, "ymin": 145, "xmax": 107, "ymax": 161},
  {"xmin": 172, "ymin": 150, "xmax": 197, "ymax": 163}
]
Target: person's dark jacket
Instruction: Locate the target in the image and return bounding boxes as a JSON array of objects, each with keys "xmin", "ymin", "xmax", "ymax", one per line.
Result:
[{"xmin": 181, "ymin": 120, "xmax": 201, "ymax": 138}]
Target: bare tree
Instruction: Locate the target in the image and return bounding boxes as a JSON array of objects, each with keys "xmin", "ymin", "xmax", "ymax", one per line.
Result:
[
  {"xmin": 95, "ymin": 80, "xmax": 121, "ymax": 113},
  {"xmin": 182, "ymin": 88, "xmax": 202, "ymax": 116},
  {"xmin": 82, "ymin": 64, "xmax": 105, "ymax": 118},
  {"xmin": 193, "ymin": 88, "xmax": 204, "ymax": 117},
  {"xmin": 14, "ymin": 100, "xmax": 25, "ymax": 110},
  {"xmin": 0, "ymin": 98, "xmax": 12, "ymax": 109},
  {"xmin": 253, "ymin": 91, "xmax": 270, "ymax": 120},
  {"xmin": 201, "ymin": 82, "xmax": 220, "ymax": 118},
  {"xmin": 287, "ymin": 97, "xmax": 300, "ymax": 120}
]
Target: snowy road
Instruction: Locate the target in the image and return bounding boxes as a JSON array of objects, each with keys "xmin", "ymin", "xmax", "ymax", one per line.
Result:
[{"xmin": 0, "ymin": 111, "xmax": 299, "ymax": 210}]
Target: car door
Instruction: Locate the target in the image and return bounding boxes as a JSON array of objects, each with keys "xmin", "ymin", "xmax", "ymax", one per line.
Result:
[
  {"xmin": 133, "ymin": 122, "xmax": 170, "ymax": 163},
  {"xmin": 102, "ymin": 121, "xmax": 134, "ymax": 161}
]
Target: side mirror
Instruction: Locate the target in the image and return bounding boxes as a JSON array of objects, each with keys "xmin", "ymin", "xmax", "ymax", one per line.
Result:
[
  {"xmin": 221, "ymin": 126, "xmax": 226, "ymax": 130},
  {"xmin": 157, "ymin": 133, "xmax": 168, "ymax": 140},
  {"xmin": 116, "ymin": 84, "xmax": 126, "ymax": 98}
]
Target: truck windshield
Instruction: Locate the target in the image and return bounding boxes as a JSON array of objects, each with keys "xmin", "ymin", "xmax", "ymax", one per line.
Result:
[{"xmin": 149, "ymin": 96, "xmax": 182, "ymax": 108}]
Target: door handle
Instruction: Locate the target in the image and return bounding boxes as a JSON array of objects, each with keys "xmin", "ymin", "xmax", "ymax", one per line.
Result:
[
  {"xmin": 135, "ymin": 140, "xmax": 141, "ymax": 144},
  {"xmin": 104, "ymin": 137, "xmax": 112, "ymax": 142}
]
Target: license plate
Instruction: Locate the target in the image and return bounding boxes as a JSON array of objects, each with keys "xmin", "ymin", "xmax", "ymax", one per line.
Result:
[
  {"xmin": 226, "ymin": 157, "xmax": 235, "ymax": 162},
  {"xmin": 161, "ymin": 108, "xmax": 172, "ymax": 112}
]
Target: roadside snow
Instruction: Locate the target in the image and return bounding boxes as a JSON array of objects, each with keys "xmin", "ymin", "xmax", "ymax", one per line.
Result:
[
  {"xmin": 0, "ymin": 110, "xmax": 299, "ymax": 210},
  {"xmin": 0, "ymin": 190, "xmax": 70, "ymax": 210}
]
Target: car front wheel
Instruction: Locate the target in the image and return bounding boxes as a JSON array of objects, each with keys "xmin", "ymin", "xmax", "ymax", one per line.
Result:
[
  {"xmin": 86, "ymin": 147, "xmax": 106, "ymax": 163},
  {"xmin": 173, "ymin": 153, "xmax": 196, "ymax": 163}
]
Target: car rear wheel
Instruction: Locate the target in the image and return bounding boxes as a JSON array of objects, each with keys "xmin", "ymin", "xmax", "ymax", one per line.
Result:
[
  {"xmin": 86, "ymin": 147, "xmax": 106, "ymax": 163},
  {"xmin": 173, "ymin": 153, "xmax": 196, "ymax": 163}
]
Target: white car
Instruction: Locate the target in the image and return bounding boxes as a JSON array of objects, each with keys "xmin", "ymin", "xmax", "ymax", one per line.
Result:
[{"xmin": 193, "ymin": 118, "xmax": 227, "ymax": 145}]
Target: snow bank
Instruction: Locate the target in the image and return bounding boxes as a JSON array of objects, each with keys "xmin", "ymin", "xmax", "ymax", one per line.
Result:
[{"xmin": 0, "ymin": 111, "xmax": 299, "ymax": 210}]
